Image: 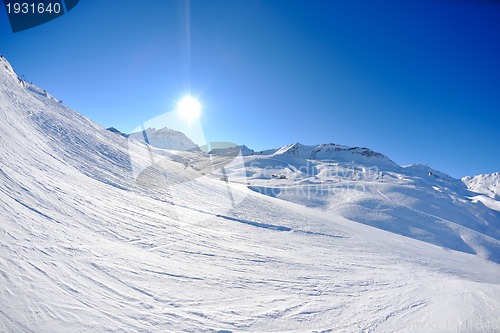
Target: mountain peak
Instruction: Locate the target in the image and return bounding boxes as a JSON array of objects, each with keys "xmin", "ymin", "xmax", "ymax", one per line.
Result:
[
  {"xmin": 274, "ymin": 142, "xmax": 305, "ymax": 156},
  {"xmin": 209, "ymin": 145, "xmax": 255, "ymax": 156},
  {"xmin": 462, "ymin": 172, "xmax": 500, "ymax": 199},
  {"xmin": 128, "ymin": 126, "xmax": 201, "ymax": 152},
  {"xmin": 270, "ymin": 142, "xmax": 398, "ymax": 167}
]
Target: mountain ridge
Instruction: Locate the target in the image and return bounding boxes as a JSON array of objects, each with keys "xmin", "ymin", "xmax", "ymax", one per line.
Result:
[{"xmin": 128, "ymin": 126, "xmax": 201, "ymax": 152}]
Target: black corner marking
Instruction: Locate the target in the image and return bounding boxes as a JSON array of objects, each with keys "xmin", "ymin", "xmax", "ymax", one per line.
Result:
[
  {"xmin": 3, "ymin": 0, "xmax": 80, "ymax": 33},
  {"xmin": 64, "ymin": 0, "xmax": 78, "ymax": 12}
]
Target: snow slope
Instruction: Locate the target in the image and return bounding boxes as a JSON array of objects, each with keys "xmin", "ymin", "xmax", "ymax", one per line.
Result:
[
  {"xmin": 463, "ymin": 172, "xmax": 500, "ymax": 200},
  {"xmin": 1, "ymin": 55, "xmax": 500, "ymax": 332}
]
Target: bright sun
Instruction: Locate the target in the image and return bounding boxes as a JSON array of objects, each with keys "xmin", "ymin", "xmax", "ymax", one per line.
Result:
[{"xmin": 177, "ymin": 96, "xmax": 201, "ymax": 122}]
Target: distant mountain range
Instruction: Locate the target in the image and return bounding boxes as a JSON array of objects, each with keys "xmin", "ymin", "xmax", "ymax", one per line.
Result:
[{"xmin": 115, "ymin": 124, "xmax": 499, "ymax": 201}]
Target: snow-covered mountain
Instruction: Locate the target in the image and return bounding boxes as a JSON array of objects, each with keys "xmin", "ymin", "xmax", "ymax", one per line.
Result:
[
  {"xmin": 128, "ymin": 126, "xmax": 200, "ymax": 151},
  {"xmin": 207, "ymin": 141, "xmax": 500, "ymax": 263},
  {"xmin": 2, "ymin": 55, "xmax": 500, "ymax": 332},
  {"xmin": 463, "ymin": 172, "xmax": 500, "ymax": 199},
  {"xmin": 211, "ymin": 142, "xmax": 398, "ymax": 165},
  {"xmin": 209, "ymin": 144, "xmax": 255, "ymax": 156},
  {"xmin": 273, "ymin": 142, "xmax": 398, "ymax": 166},
  {"xmin": 106, "ymin": 126, "xmax": 129, "ymax": 138}
]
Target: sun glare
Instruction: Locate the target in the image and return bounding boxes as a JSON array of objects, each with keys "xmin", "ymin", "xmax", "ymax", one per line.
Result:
[{"xmin": 177, "ymin": 96, "xmax": 201, "ymax": 122}]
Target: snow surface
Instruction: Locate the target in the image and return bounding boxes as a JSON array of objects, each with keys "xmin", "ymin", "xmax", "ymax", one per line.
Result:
[
  {"xmin": 463, "ymin": 173, "xmax": 500, "ymax": 200},
  {"xmin": 1, "ymin": 55, "xmax": 500, "ymax": 332}
]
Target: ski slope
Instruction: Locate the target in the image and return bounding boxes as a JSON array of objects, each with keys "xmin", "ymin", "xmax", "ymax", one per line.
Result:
[{"xmin": 1, "ymin": 55, "xmax": 500, "ymax": 332}]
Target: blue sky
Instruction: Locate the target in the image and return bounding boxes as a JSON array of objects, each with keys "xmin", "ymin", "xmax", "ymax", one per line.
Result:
[{"xmin": 0, "ymin": 0, "xmax": 499, "ymax": 178}]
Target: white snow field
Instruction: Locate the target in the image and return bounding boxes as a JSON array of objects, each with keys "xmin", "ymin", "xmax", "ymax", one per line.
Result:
[
  {"xmin": 463, "ymin": 173, "xmax": 500, "ymax": 200},
  {"xmin": 1, "ymin": 55, "xmax": 500, "ymax": 332}
]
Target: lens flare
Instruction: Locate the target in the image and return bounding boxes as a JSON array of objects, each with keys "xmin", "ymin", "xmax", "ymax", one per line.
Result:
[{"xmin": 177, "ymin": 96, "xmax": 201, "ymax": 122}]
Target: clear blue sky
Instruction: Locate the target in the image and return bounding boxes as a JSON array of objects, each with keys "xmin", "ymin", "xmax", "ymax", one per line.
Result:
[{"xmin": 1, "ymin": 0, "xmax": 499, "ymax": 178}]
